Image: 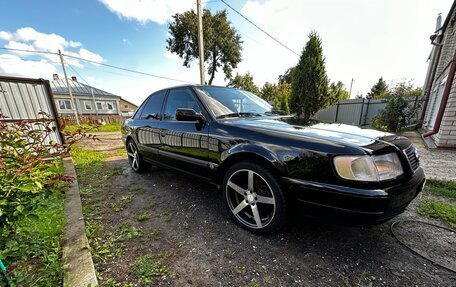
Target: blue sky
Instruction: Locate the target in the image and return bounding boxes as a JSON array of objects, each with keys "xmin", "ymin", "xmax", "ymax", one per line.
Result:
[{"xmin": 0, "ymin": 0, "xmax": 454, "ymax": 104}]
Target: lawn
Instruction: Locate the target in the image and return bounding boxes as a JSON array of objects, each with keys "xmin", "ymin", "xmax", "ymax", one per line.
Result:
[
  {"xmin": 0, "ymin": 166, "xmax": 66, "ymax": 286},
  {"xmin": 63, "ymin": 122, "xmax": 121, "ymax": 133},
  {"xmin": 418, "ymin": 178, "xmax": 456, "ymax": 229}
]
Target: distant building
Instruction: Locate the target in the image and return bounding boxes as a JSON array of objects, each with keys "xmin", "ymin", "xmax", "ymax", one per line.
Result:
[
  {"xmin": 119, "ymin": 98, "xmax": 138, "ymax": 117},
  {"xmin": 421, "ymin": 1, "xmax": 456, "ymax": 148},
  {"xmin": 50, "ymin": 74, "xmax": 121, "ymax": 116}
]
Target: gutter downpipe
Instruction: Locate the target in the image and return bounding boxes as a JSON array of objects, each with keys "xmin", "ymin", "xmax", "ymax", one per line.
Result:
[
  {"xmin": 423, "ymin": 46, "xmax": 456, "ymax": 138},
  {"xmin": 420, "ymin": 44, "xmax": 442, "ymax": 120}
]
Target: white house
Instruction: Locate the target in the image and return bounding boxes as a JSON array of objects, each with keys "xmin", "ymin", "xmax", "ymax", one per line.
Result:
[{"xmin": 50, "ymin": 74, "xmax": 121, "ymax": 116}]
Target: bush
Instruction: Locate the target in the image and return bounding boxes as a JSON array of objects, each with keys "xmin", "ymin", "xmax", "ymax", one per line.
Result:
[
  {"xmin": 0, "ymin": 114, "xmax": 91, "ymax": 236},
  {"xmin": 371, "ymin": 94, "xmax": 419, "ymax": 132}
]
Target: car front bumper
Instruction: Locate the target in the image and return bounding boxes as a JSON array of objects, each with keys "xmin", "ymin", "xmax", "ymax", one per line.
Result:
[{"xmin": 284, "ymin": 168, "xmax": 426, "ymax": 224}]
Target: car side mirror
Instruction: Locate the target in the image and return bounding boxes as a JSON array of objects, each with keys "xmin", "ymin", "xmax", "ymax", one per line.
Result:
[{"xmin": 176, "ymin": 108, "xmax": 206, "ymax": 123}]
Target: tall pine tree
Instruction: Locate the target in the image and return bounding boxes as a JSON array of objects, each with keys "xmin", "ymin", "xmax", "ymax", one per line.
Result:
[
  {"xmin": 366, "ymin": 77, "xmax": 389, "ymax": 99},
  {"xmin": 290, "ymin": 31, "xmax": 329, "ymax": 121}
]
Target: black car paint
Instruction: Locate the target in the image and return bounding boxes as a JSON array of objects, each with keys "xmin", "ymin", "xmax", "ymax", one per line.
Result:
[{"xmin": 122, "ymin": 85, "xmax": 425, "ymax": 224}]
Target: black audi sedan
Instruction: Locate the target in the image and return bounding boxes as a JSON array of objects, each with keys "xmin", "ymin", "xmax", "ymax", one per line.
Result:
[{"xmin": 122, "ymin": 85, "xmax": 426, "ymax": 233}]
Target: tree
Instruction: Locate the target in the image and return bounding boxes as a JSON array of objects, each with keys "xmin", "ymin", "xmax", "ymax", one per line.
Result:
[
  {"xmin": 290, "ymin": 31, "xmax": 329, "ymax": 120},
  {"xmin": 367, "ymin": 77, "xmax": 389, "ymax": 99},
  {"xmin": 227, "ymin": 72, "xmax": 260, "ymax": 94},
  {"xmin": 273, "ymin": 82, "xmax": 291, "ymax": 114},
  {"xmin": 328, "ymin": 81, "xmax": 350, "ymax": 105},
  {"xmin": 167, "ymin": 10, "xmax": 242, "ymax": 84},
  {"xmin": 278, "ymin": 67, "xmax": 295, "ymax": 84},
  {"xmin": 260, "ymin": 82, "xmax": 277, "ymax": 102}
]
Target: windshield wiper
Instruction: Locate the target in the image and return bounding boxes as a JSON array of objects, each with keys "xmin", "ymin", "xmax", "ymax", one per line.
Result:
[{"xmin": 216, "ymin": 112, "xmax": 263, "ymax": 119}]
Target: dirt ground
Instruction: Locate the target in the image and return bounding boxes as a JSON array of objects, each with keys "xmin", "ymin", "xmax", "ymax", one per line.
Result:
[{"xmin": 78, "ymin": 132, "xmax": 456, "ymax": 287}]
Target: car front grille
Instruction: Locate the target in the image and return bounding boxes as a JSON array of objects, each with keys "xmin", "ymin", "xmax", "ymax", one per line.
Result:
[{"xmin": 403, "ymin": 145, "xmax": 419, "ymax": 172}]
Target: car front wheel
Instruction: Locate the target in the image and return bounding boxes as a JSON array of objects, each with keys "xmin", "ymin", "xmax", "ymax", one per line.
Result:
[
  {"xmin": 223, "ymin": 162, "xmax": 287, "ymax": 233},
  {"xmin": 126, "ymin": 140, "xmax": 151, "ymax": 173}
]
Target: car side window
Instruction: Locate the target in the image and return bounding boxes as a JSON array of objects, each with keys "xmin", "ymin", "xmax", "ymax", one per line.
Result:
[
  {"xmin": 163, "ymin": 89, "xmax": 202, "ymax": 121},
  {"xmin": 139, "ymin": 90, "xmax": 167, "ymax": 120}
]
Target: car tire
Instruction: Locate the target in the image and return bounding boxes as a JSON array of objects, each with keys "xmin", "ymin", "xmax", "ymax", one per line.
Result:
[
  {"xmin": 126, "ymin": 139, "xmax": 151, "ymax": 173},
  {"xmin": 222, "ymin": 161, "xmax": 287, "ymax": 233}
]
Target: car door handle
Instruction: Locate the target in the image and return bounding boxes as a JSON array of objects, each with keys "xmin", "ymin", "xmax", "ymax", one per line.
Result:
[{"xmin": 160, "ymin": 129, "xmax": 167, "ymax": 137}]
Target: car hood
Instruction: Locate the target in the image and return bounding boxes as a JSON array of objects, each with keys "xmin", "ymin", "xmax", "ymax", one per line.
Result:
[{"xmin": 223, "ymin": 116, "xmax": 403, "ymax": 149}]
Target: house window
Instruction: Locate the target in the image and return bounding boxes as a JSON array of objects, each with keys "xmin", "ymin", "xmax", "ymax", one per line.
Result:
[
  {"xmin": 84, "ymin": 101, "xmax": 92, "ymax": 110},
  {"xmin": 58, "ymin": 100, "xmax": 72, "ymax": 110},
  {"xmin": 124, "ymin": 104, "xmax": 129, "ymax": 108},
  {"xmin": 107, "ymin": 102, "xmax": 114, "ymax": 110},
  {"xmin": 96, "ymin": 102, "xmax": 103, "ymax": 110}
]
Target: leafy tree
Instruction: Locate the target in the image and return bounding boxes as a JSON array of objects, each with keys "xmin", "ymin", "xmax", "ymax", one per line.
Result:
[
  {"xmin": 167, "ymin": 9, "xmax": 242, "ymax": 84},
  {"xmin": 290, "ymin": 31, "xmax": 329, "ymax": 120},
  {"xmin": 371, "ymin": 80, "xmax": 422, "ymax": 132},
  {"xmin": 273, "ymin": 82, "xmax": 291, "ymax": 114},
  {"xmin": 260, "ymin": 82, "xmax": 278, "ymax": 102},
  {"xmin": 328, "ymin": 81, "xmax": 350, "ymax": 104},
  {"xmin": 227, "ymin": 72, "xmax": 260, "ymax": 94},
  {"xmin": 367, "ymin": 77, "xmax": 389, "ymax": 99}
]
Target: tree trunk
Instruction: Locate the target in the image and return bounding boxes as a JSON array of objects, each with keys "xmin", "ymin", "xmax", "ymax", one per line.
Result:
[{"xmin": 208, "ymin": 47, "xmax": 217, "ymax": 85}]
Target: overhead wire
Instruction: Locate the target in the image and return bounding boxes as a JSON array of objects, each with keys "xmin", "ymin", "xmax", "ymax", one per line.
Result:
[
  {"xmin": 219, "ymin": 0, "xmax": 299, "ymax": 56},
  {"xmin": 0, "ymin": 47, "xmax": 195, "ymax": 84}
]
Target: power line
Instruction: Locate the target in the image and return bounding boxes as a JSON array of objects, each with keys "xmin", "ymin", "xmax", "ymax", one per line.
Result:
[
  {"xmin": 0, "ymin": 47, "xmax": 195, "ymax": 84},
  {"xmin": 220, "ymin": 0, "xmax": 299, "ymax": 56},
  {"xmin": 62, "ymin": 53, "xmax": 195, "ymax": 84}
]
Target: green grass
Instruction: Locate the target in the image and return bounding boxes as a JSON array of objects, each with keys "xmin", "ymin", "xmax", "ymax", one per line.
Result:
[
  {"xmin": 424, "ymin": 179, "xmax": 456, "ymax": 200},
  {"xmin": 0, "ymin": 191, "xmax": 65, "ymax": 286},
  {"xmin": 417, "ymin": 199, "xmax": 456, "ymax": 229},
  {"xmin": 137, "ymin": 212, "xmax": 151, "ymax": 222},
  {"xmin": 132, "ymin": 254, "xmax": 169, "ymax": 284},
  {"xmin": 63, "ymin": 122, "xmax": 121, "ymax": 133}
]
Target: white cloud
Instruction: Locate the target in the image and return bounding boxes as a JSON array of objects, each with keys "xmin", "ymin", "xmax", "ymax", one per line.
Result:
[
  {"xmin": 0, "ymin": 27, "xmax": 106, "ymax": 81},
  {"xmin": 0, "ymin": 54, "xmax": 57, "ymax": 78},
  {"xmin": 0, "ymin": 31, "xmax": 12, "ymax": 41},
  {"xmin": 0, "ymin": 27, "xmax": 104, "ymax": 71},
  {"xmin": 98, "ymin": 0, "xmax": 195, "ymax": 24}
]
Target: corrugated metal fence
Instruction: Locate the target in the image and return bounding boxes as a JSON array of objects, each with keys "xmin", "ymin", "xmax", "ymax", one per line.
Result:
[
  {"xmin": 313, "ymin": 97, "xmax": 422, "ymax": 127},
  {"xmin": 0, "ymin": 76, "xmax": 63, "ymax": 144}
]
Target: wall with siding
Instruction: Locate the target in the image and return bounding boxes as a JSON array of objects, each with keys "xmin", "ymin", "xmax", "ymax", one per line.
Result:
[
  {"xmin": 423, "ymin": 8, "xmax": 456, "ymax": 147},
  {"xmin": 54, "ymin": 94, "xmax": 120, "ymax": 115},
  {"xmin": 0, "ymin": 77, "xmax": 62, "ymax": 144}
]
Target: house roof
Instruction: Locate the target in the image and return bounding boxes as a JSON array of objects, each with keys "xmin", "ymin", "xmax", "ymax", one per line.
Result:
[
  {"xmin": 119, "ymin": 97, "xmax": 139, "ymax": 108},
  {"xmin": 438, "ymin": 0, "xmax": 456, "ymax": 32},
  {"xmin": 51, "ymin": 79, "xmax": 120, "ymax": 98}
]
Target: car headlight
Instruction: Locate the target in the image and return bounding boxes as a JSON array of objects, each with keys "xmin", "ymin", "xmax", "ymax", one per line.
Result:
[{"xmin": 334, "ymin": 153, "xmax": 403, "ymax": 181}]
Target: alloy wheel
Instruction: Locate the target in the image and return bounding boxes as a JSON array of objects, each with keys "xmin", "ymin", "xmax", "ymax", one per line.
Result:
[
  {"xmin": 127, "ymin": 141, "xmax": 139, "ymax": 170},
  {"xmin": 226, "ymin": 169, "xmax": 276, "ymax": 229}
]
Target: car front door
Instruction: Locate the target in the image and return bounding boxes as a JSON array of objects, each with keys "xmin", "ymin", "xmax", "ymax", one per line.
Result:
[
  {"xmin": 134, "ymin": 90, "xmax": 167, "ymax": 162},
  {"xmin": 158, "ymin": 88, "xmax": 210, "ymax": 179}
]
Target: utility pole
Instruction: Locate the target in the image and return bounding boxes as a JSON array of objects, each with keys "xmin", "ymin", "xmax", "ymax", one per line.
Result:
[
  {"xmin": 58, "ymin": 50, "xmax": 80, "ymax": 125},
  {"xmin": 197, "ymin": 0, "xmax": 205, "ymax": 85},
  {"xmin": 349, "ymin": 78, "xmax": 354, "ymax": 98},
  {"xmin": 91, "ymin": 87, "xmax": 99, "ymax": 116}
]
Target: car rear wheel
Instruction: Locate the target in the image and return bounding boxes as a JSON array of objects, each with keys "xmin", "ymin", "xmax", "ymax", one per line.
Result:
[
  {"xmin": 223, "ymin": 162, "xmax": 287, "ymax": 233},
  {"xmin": 127, "ymin": 140, "xmax": 151, "ymax": 173}
]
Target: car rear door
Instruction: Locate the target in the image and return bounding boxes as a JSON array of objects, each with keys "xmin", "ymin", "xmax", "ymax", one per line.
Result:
[{"xmin": 158, "ymin": 88, "xmax": 210, "ymax": 179}]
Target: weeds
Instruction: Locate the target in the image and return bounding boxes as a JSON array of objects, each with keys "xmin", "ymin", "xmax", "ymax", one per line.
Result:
[
  {"xmin": 417, "ymin": 199, "xmax": 456, "ymax": 228},
  {"xmin": 137, "ymin": 212, "xmax": 151, "ymax": 222},
  {"xmin": 132, "ymin": 254, "xmax": 169, "ymax": 284}
]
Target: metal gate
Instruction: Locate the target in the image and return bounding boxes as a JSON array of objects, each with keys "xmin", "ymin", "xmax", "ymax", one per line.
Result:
[{"xmin": 0, "ymin": 76, "xmax": 63, "ymax": 144}]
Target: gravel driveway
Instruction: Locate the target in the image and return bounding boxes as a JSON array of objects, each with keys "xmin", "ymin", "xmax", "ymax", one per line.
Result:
[
  {"xmin": 403, "ymin": 131, "xmax": 456, "ymax": 181},
  {"xmin": 78, "ymin": 132, "xmax": 456, "ymax": 286}
]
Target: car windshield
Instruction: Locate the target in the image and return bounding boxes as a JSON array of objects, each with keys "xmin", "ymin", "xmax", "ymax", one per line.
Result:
[{"xmin": 195, "ymin": 86, "xmax": 273, "ymax": 119}]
